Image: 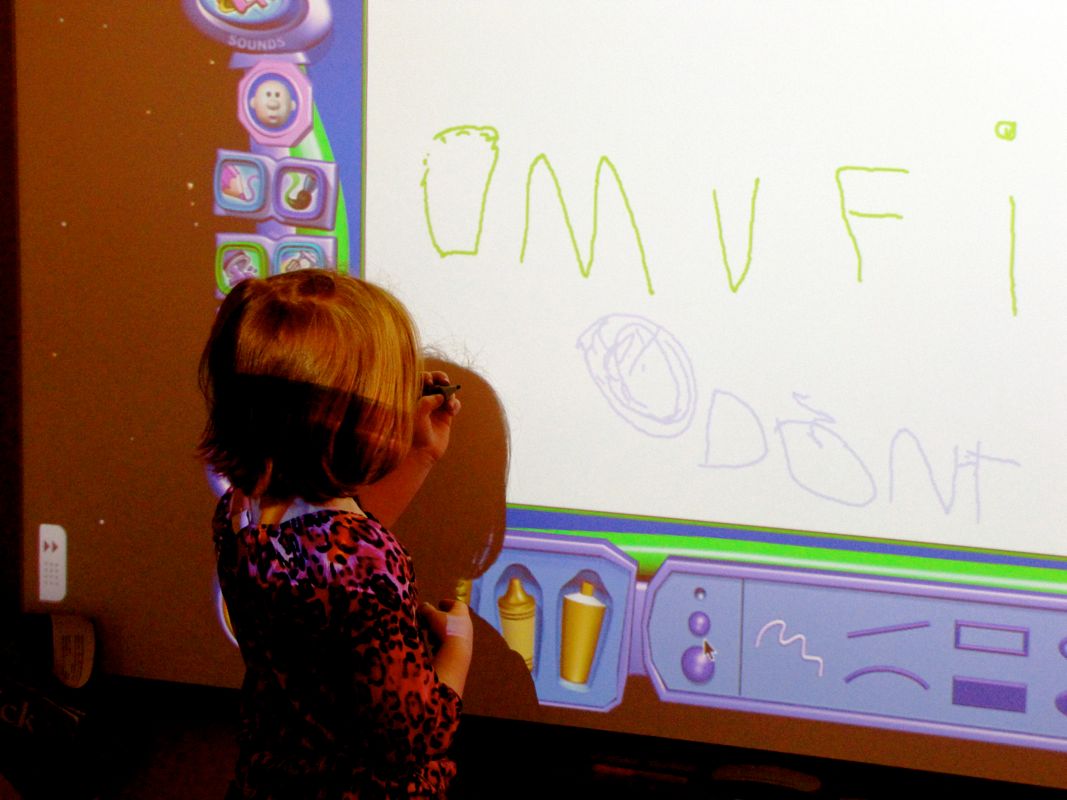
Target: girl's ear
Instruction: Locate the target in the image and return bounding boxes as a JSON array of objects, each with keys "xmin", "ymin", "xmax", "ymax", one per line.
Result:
[{"xmin": 251, "ymin": 459, "xmax": 273, "ymax": 498}]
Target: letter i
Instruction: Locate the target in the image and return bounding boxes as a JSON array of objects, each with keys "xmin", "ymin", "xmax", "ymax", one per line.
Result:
[
  {"xmin": 1008, "ymin": 195, "xmax": 1018, "ymax": 317},
  {"xmin": 994, "ymin": 121, "xmax": 1019, "ymax": 317}
]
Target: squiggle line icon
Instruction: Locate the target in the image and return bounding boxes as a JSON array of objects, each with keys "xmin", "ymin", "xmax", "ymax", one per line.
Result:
[{"xmin": 755, "ymin": 619, "xmax": 825, "ymax": 677}]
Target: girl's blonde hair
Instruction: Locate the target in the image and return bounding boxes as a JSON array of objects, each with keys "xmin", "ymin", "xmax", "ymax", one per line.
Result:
[{"xmin": 198, "ymin": 270, "xmax": 422, "ymax": 502}]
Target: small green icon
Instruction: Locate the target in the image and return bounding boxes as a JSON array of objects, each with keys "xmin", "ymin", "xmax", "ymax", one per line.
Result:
[{"xmin": 995, "ymin": 121, "xmax": 1017, "ymax": 141}]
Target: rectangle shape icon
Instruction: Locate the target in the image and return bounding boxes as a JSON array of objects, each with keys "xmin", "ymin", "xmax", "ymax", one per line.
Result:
[
  {"xmin": 955, "ymin": 621, "xmax": 1029, "ymax": 656},
  {"xmin": 952, "ymin": 677, "xmax": 1027, "ymax": 713}
]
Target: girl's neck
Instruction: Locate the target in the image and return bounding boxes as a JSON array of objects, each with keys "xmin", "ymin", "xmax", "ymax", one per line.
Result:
[{"xmin": 252, "ymin": 495, "xmax": 363, "ymax": 525}]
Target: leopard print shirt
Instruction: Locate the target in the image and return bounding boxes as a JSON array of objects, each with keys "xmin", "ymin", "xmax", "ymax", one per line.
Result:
[{"xmin": 213, "ymin": 492, "xmax": 462, "ymax": 799}]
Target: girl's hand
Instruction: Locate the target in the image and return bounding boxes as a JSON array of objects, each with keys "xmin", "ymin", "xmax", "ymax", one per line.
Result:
[
  {"xmin": 418, "ymin": 598, "xmax": 474, "ymax": 649},
  {"xmin": 418, "ymin": 599, "xmax": 474, "ymax": 697},
  {"xmin": 412, "ymin": 371, "xmax": 461, "ymax": 464}
]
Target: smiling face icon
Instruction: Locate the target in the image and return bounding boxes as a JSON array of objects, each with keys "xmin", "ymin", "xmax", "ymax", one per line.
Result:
[
  {"xmin": 249, "ymin": 78, "xmax": 296, "ymax": 128},
  {"xmin": 236, "ymin": 63, "xmax": 312, "ymax": 146}
]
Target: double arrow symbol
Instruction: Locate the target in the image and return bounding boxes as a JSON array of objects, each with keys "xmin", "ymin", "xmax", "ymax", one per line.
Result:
[{"xmin": 41, "ymin": 540, "xmax": 60, "ymax": 553}]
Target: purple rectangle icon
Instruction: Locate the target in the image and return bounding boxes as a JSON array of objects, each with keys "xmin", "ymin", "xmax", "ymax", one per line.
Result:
[
  {"xmin": 955, "ymin": 621, "xmax": 1029, "ymax": 656},
  {"xmin": 952, "ymin": 677, "xmax": 1027, "ymax": 713}
]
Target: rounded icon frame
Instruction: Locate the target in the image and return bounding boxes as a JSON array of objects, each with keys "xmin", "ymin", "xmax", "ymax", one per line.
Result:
[
  {"xmin": 215, "ymin": 156, "xmax": 269, "ymax": 213},
  {"xmin": 237, "ymin": 61, "xmax": 313, "ymax": 148},
  {"xmin": 181, "ymin": 0, "xmax": 332, "ymax": 55},
  {"xmin": 215, "ymin": 241, "xmax": 269, "ymax": 295},
  {"xmin": 272, "ymin": 241, "xmax": 328, "ymax": 275},
  {"xmin": 196, "ymin": 0, "xmax": 302, "ymax": 29},
  {"xmin": 275, "ymin": 165, "xmax": 326, "ymax": 219}
]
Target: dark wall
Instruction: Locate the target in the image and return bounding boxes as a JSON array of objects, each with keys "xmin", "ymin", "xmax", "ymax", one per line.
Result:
[{"xmin": 1, "ymin": 0, "xmax": 21, "ymax": 616}]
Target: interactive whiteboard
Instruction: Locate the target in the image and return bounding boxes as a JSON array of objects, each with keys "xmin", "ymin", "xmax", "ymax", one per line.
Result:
[{"xmin": 366, "ymin": 1, "xmax": 1067, "ymax": 556}]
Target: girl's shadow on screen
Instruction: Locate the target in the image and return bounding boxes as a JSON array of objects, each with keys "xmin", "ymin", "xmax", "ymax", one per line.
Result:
[{"xmin": 394, "ymin": 357, "xmax": 540, "ymax": 720}]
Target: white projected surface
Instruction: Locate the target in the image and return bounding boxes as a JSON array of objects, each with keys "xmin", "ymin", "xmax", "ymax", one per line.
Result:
[{"xmin": 365, "ymin": 2, "xmax": 1067, "ymax": 556}]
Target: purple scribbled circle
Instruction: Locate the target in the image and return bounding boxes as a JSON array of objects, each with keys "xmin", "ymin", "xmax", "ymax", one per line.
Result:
[
  {"xmin": 688, "ymin": 611, "xmax": 711, "ymax": 637},
  {"xmin": 681, "ymin": 645, "xmax": 716, "ymax": 684},
  {"xmin": 577, "ymin": 314, "xmax": 697, "ymax": 438}
]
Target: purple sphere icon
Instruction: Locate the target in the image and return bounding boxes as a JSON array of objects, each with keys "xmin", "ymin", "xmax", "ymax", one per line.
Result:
[{"xmin": 681, "ymin": 644, "xmax": 716, "ymax": 684}]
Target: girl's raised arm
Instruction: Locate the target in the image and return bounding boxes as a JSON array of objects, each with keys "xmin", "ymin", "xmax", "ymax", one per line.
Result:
[{"xmin": 359, "ymin": 371, "xmax": 460, "ymax": 528}]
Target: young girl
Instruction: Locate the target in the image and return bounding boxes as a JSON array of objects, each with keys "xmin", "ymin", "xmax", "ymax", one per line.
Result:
[{"xmin": 199, "ymin": 269, "xmax": 473, "ymax": 799}]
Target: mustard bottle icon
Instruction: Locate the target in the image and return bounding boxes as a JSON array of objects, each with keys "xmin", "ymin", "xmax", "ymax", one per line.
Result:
[
  {"xmin": 497, "ymin": 577, "xmax": 536, "ymax": 671},
  {"xmin": 454, "ymin": 578, "xmax": 472, "ymax": 606},
  {"xmin": 559, "ymin": 581, "xmax": 606, "ymax": 686}
]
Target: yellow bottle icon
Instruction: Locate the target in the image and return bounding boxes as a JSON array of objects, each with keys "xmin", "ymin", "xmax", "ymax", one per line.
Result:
[
  {"xmin": 454, "ymin": 578, "xmax": 472, "ymax": 606},
  {"xmin": 497, "ymin": 577, "xmax": 537, "ymax": 671},
  {"xmin": 559, "ymin": 581, "xmax": 607, "ymax": 686}
]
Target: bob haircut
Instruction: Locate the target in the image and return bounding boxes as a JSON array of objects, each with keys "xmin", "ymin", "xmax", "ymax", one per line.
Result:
[{"xmin": 198, "ymin": 269, "xmax": 422, "ymax": 502}]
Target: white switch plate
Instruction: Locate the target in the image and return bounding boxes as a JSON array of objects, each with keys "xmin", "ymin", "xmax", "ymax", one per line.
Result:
[{"xmin": 39, "ymin": 523, "xmax": 67, "ymax": 602}]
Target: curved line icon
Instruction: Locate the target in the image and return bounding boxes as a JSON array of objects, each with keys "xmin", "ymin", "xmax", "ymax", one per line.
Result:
[
  {"xmin": 844, "ymin": 666, "xmax": 930, "ymax": 690},
  {"xmin": 755, "ymin": 619, "xmax": 825, "ymax": 677}
]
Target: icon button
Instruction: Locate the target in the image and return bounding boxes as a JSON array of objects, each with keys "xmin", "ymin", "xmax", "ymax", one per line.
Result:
[{"xmin": 238, "ymin": 61, "xmax": 313, "ymax": 148}]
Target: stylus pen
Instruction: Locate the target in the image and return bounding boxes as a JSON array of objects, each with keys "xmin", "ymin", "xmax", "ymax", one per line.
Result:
[{"xmin": 422, "ymin": 383, "xmax": 460, "ymax": 400}]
